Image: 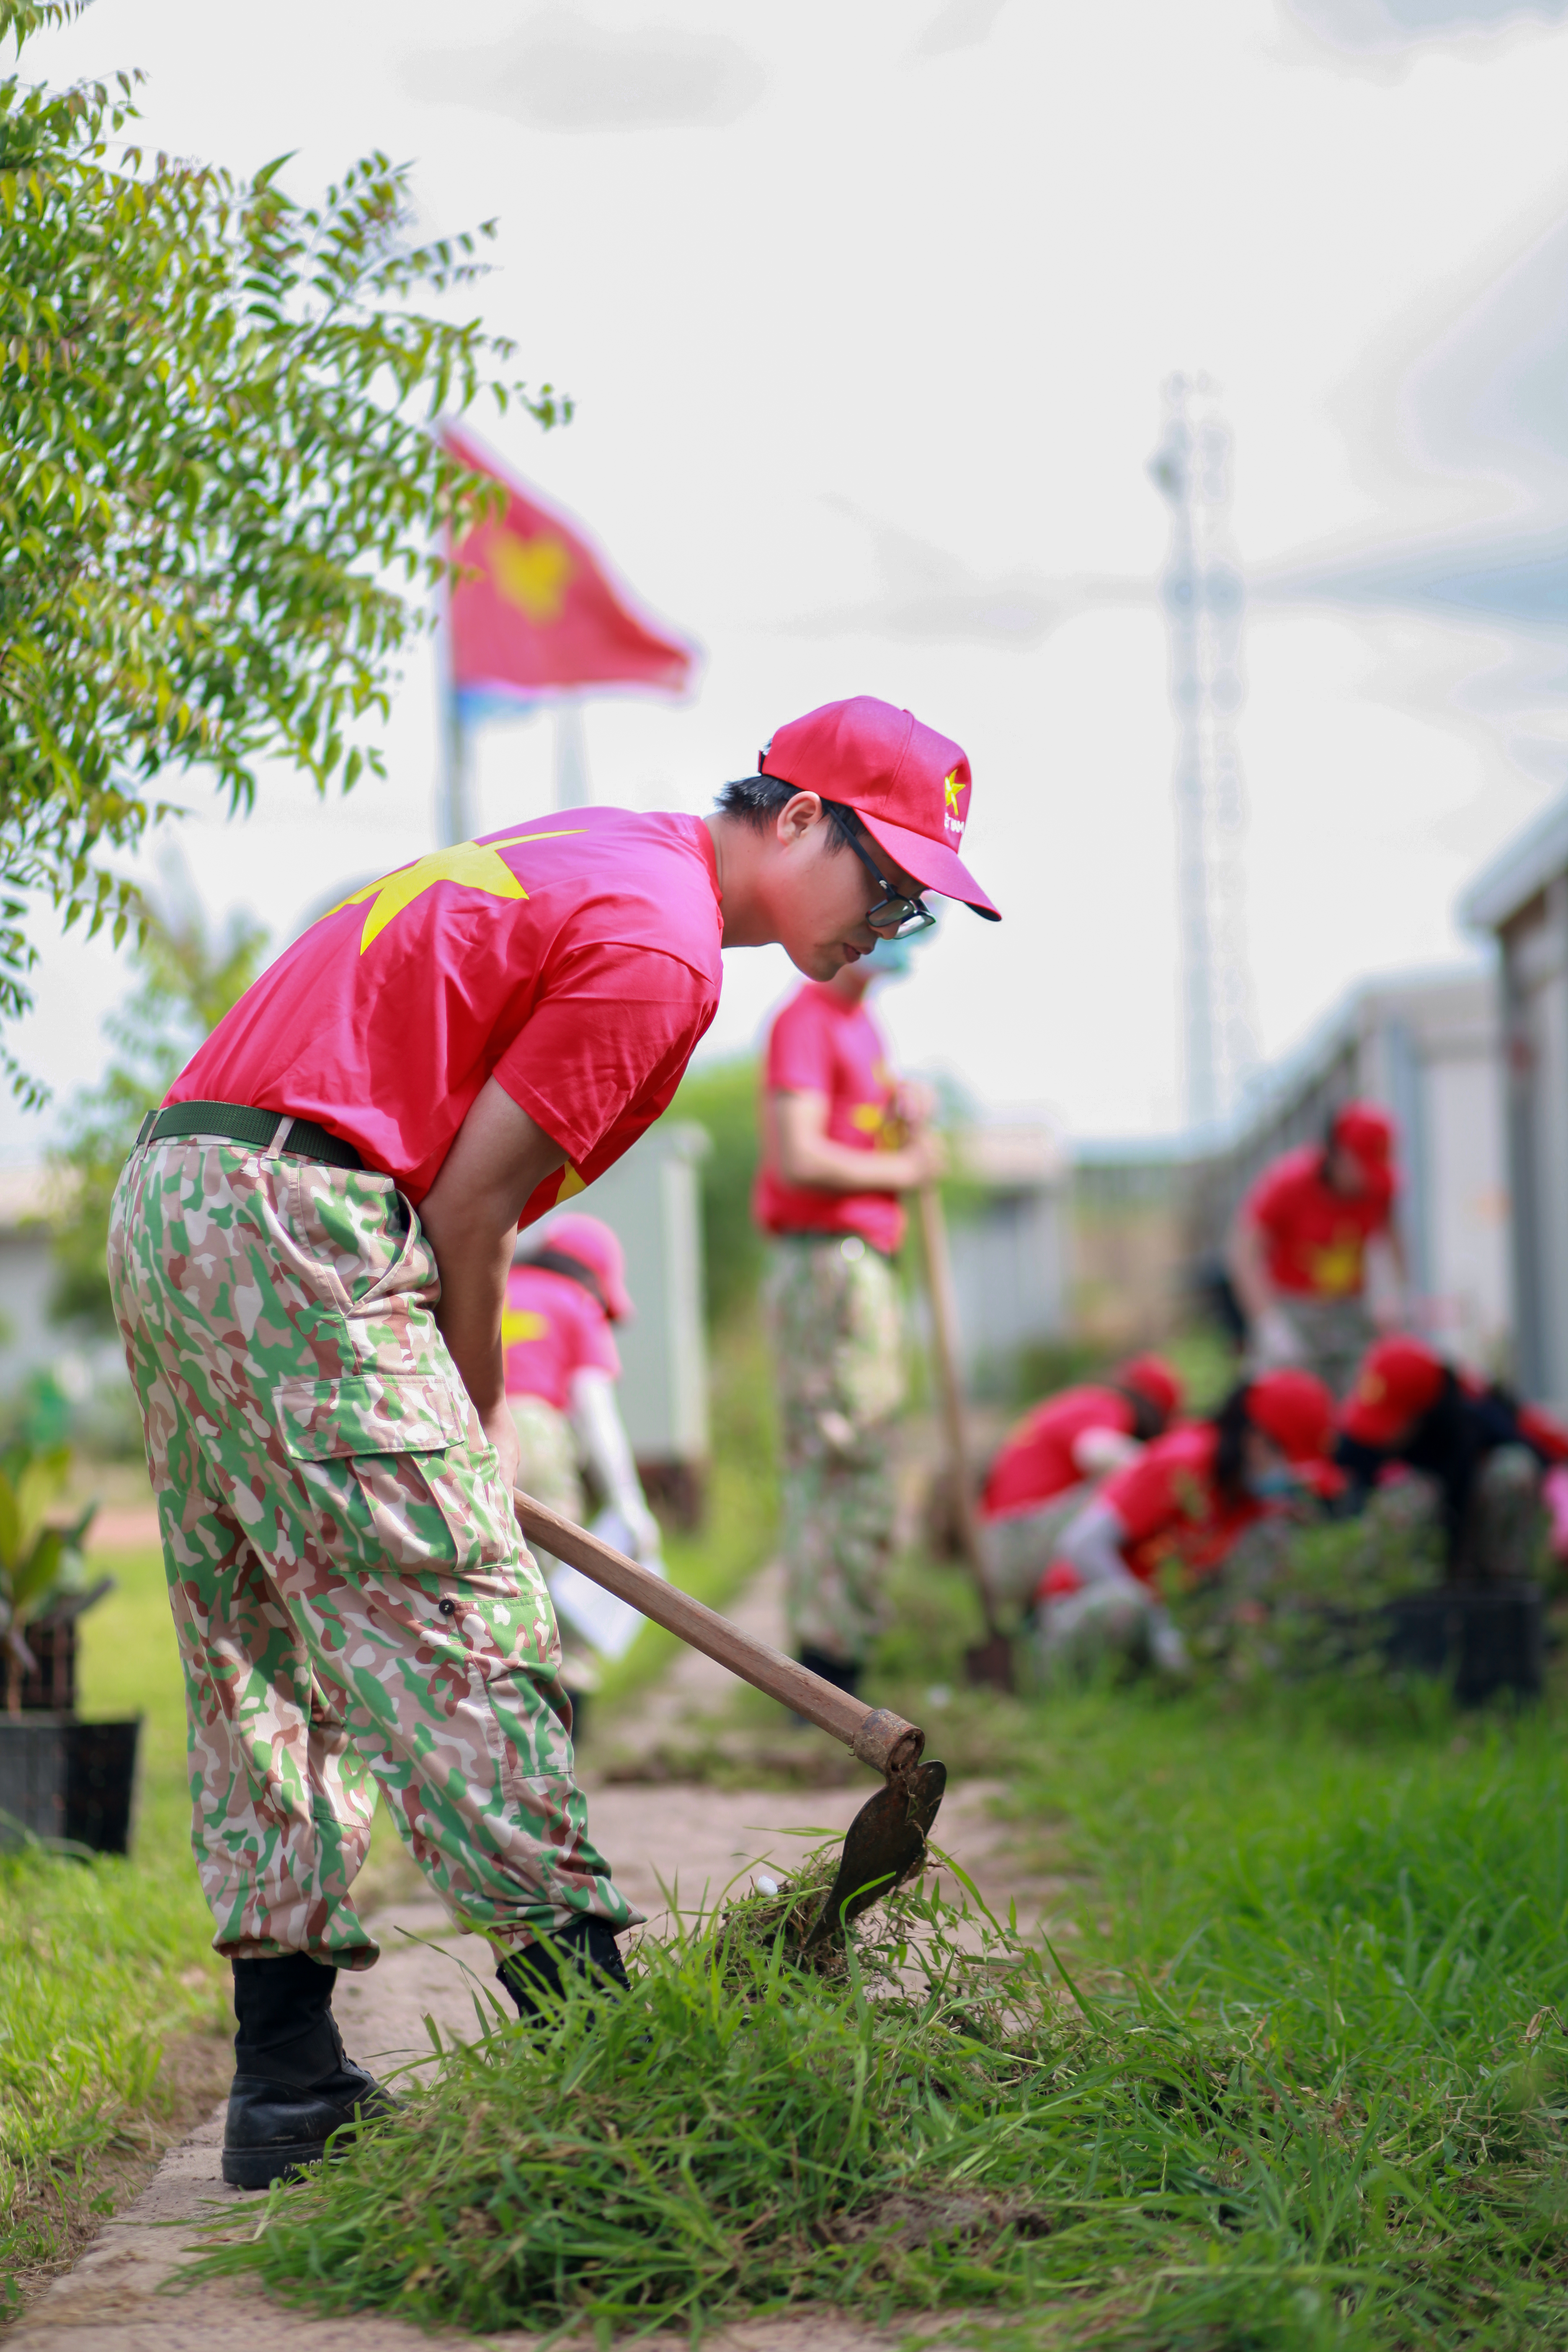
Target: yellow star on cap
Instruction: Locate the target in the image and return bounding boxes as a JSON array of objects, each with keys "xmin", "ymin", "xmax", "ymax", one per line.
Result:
[
  {"xmin": 328, "ymin": 830, "xmax": 583, "ymax": 953},
  {"xmin": 943, "ymin": 768, "xmax": 962, "ymax": 816}
]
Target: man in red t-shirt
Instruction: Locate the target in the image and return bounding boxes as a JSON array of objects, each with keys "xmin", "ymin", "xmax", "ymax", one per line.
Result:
[
  {"xmin": 106, "ymin": 694, "xmax": 998, "ymax": 2188},
  {"xmin": 1226, "ymin": 1101, "xmax": 1404, "ymax": 1396},
  {"xmin": 977, "ymin": 1355, "xmax": 1184, "ymax": 1607},
  {"xmin": 1038, "ymin": 1370, "xmax": 1335, "ymax": 1679},
  {"xmin": 753, "ymin": 934, "xmax": 941, "ymax": 1694}
]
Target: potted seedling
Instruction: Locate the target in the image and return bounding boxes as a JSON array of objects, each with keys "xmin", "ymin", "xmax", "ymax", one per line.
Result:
[{"xmin": 0, "ymin": 1443, "xmax": 138, "ymax": 1854}]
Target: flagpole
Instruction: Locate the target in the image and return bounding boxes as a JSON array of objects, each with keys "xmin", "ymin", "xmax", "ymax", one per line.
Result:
[
  {"xmin": 438, "ymin": 567, "xmax": 470, "ymax": 848},
  {"xmin": 554, "ymin": 695, "xmax": 590, "ymax": 809}
]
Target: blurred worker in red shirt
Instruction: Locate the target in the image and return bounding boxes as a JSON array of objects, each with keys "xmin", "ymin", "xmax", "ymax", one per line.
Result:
[
  {"xmin": 1337, "ymin": 1335, "xmax": 1568, "ymax": 1583},
  {"xmin": 1039, "ymin": 1369, "xmax": 1336, "ymax": 1677},
  {"xmin": 753, "ymin": 928, "xmax": 942, "ymax": 1697},
  {"xmin": 504, "ymin": 1215, "xmax": 664, "ymax": 1733},
  {"xmin": 1227, "ymin": 1101, "xmax": 1404, "ymax": 1397},
  {"xmin": 978, "ymin": 1354, "xmax": 1184, "ymax": 1608}
]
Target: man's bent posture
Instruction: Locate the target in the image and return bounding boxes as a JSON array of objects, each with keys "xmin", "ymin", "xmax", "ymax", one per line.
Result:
[{"xmin": 107, "ymin": 695, "xmax": 998, "ymax": 2187}]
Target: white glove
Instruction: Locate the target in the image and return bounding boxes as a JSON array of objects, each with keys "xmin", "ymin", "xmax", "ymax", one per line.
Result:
[
  {"xmin": 570, "ymin": 1369, "xmax": 662, "ymax": 1567},
  {"xmin": 1071, "ymin": 1426, "xmax": 1143, "ymax": 1479},
  {"xmin": 1148, "ymin": 1612, "xmax": 1191, "ymax": 1678},
  {"xmin": 1254, "ymin": 1307, "xmax": 1302, "ymax": 1367}
]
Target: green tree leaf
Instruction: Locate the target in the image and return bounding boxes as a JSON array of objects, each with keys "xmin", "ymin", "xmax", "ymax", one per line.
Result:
[{"xmin": 0, "ymin": 12, "xmax": 555, "ymax": 1093}]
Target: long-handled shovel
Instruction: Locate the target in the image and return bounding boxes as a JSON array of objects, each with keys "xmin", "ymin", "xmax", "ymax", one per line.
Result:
[
  {"xmin": 915, "ymin": 1182, "xmax": 1015, "ymax": 1692},
  {"xmin": 514, "ymin": 1491, "xmax": 945, "ymax": 1948}
]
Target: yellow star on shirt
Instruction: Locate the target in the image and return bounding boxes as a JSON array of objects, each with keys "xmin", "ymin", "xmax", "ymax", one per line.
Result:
[
  {"xmin": 502, "ymin": 1305, "xmax": 548, "ymax": 1348},
  {"xmin": 328, "ymin": 830, "xmax": 583, "ymax": 953}
]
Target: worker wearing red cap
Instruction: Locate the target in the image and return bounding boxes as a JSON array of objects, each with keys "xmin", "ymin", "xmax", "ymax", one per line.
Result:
[
  {"xmin": 1227, "ymin": 1100, "xmax": 1405, "ymax": 1398},
  {"xmin": 503, "ymin": 1214, "xmax": 663, "ymax": 1733},
  {"xmin": 1039, "ymin": 1369, "xmax": 1336, "ymax": 1677},
  {"xmin": 978, "ymin": 1356, "xmax": 1185, "ymax": 1609},
  {"xmin": 753, "ymin": 927, "xmax": 942, "ymax": 1695},
  {"xmin": 1338, "ymin": 1335, "xmax": 1568, "ymax": 1581},
  {"xmin": 108, "ymin": 692, "xmax": 998, "ymax": 2188}
]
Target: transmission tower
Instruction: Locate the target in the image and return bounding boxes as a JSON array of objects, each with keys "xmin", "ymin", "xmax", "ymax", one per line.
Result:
[{"xmin": 1148, "ymin": 376, "xmax": 1258, "ymax": 1133}]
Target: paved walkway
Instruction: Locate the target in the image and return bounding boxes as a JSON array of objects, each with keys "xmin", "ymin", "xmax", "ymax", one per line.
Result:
[{"xmin": 10, "ymin": 1568, "xmax": 1061, "ymax": 2352}]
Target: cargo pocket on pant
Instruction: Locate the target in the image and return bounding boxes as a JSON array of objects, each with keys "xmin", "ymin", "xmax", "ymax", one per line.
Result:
[{"xmin": 274, "ymin": 1372, "xmax": 471, "ymax": 1576}]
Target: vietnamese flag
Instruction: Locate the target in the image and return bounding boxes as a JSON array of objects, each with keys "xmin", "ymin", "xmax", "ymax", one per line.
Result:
[{"xmin": 441, "ymin": 423, "xmax": 698, "ymax": 710}]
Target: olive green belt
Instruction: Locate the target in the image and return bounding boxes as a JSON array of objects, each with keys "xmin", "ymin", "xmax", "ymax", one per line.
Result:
[{"xmin": 133, "ymin": 1099, "xmax": 364, "ymax": 1171}]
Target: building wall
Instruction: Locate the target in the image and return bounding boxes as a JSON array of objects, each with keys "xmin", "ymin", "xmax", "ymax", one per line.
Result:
[
  {"xmin": 1499, "ymin": 881, "xmax": 1568, "ymax": 1403},
  {"xmin": 947, "ymin": 1186, "xmax": 1069, "ymax": 1388},
  {"xmin": 1183, "ymin": 971, "xmax": 1509, "ymax": 1370}
]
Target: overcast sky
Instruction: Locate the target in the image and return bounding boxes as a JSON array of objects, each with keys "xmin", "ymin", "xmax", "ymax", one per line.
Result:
[{"xmin": 8, "ymin": 0, "xmax": 1568, "ymax": 1162}]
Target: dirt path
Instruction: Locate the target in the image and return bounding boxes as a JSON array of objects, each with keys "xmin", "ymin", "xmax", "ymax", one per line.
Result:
[{"xmin": 10, "ymin": 1565, "xmax": 1067, "ymax": 2352}]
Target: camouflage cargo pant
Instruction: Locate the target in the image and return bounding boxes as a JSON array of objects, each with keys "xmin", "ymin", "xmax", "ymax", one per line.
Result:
[
  {"xmin": 508, "ymin": 1393, "xmax": 600, "ymax": 1694},
  {"xmin": 766, "ymin": 1236, "xmax": 905, "ymax": 1668},
  {"xmin": 984, "ymin": 1486, "xmax": 1094, "ymax": 1612},
  {"xmin": 1266, "ymin": 1295, "xmax": 1375, "ymax": 1399},
  {"xmin": 108, "ymin": 1138, "xmax": 638, "ymax": 1970}
]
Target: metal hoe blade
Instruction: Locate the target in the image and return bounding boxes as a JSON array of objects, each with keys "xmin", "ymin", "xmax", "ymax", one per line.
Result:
[{"xmin": 803, "ymin": 1760, "xmax": 948, "ymax": 1953}]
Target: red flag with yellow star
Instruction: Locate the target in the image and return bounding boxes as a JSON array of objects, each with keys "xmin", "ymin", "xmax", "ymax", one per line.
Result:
[{"xmin": 442, "ymin": 423, "xmax": 697, "ymax": 711}]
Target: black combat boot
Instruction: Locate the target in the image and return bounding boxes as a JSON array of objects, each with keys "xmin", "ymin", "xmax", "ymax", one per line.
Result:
[
  {"xmin": 496, "ymin": 1916, "xmax": 631, "ymax": 2023},
  {"xmin": 222, "ymin": 1953, "xmax": 397, "ymax": 2190}
]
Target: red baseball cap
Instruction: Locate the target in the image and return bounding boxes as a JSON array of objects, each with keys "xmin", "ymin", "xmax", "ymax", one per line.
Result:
[
  {"xmin": 759, "ymin": 696, "xmax": 1000, "ymax": 920},
  {"xmin": 1331, "ymin": 1100, "xmax": 1396, "ymax": 1171},
  {"xmin": 1245, "ymin": 1368, "xmax": 1336, "ymax": 1464},
  {"xmin": 1340, "ymin": 1337, "xmax": 1446, "ymax": 1449},
  {"xmin": 1115, "ymin": 1354, "xmax": 1183, "ymax": 1426},
  {"xmin": 531, "ymin": 1213, "xmax": 634, "ymax": 1321}
]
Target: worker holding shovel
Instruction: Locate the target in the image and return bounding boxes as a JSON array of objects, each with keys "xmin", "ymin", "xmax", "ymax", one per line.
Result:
[
  {"xmin": 106, "ymin": 694, "xmax": 998, "ymax": 2190},
  {"xmin": 753, "ymin": 927, "xmax": 942, "ymax": 1700}
]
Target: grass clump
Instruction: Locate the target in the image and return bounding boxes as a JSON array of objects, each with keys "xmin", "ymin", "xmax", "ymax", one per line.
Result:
[{"xmin": 191, "ymin": 1831, "xmax": 1568, "ymax": 2348}]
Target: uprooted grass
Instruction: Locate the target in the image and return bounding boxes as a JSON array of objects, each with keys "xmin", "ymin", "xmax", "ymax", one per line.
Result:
[{"xmin": 189, "ymin": 1830, "xmax": 1568, "ymax": 2348}]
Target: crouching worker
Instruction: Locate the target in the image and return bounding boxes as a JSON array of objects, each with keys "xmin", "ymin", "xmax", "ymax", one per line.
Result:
[
  {"xmin": 1038, "ymin": 1369, "xmax": 1336, "ymax": 1679},
  {"xmin": 978, "ymin": 1355, "xmax": 1184, "ymax": 1610},
  {"xmin": 504, "ymin": 1214, "xmax": 665, "ymax": 1736},
  {"xmin": 106, "ymin": 691, "xmax": 998, "ymax": 2187},
  {"xmin": 1337, "ymin": 1336, "xmax": 1568, "ymax": 1582}
]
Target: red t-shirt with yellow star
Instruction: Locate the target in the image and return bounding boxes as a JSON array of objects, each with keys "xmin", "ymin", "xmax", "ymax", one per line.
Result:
[
  {"xmin": 168, "ymin": 809, "xmax": 724, "ymax": 1219},
  {"xmin": 1099, "ymin": 1423, "xmax": 1263, "ymax": 1586},
  {"xmin": 752, "ymin": 981, "xmax": 905, "ymax": 1255},
  {"xmin": 502, "ymin": 1265, "xmax": 619, "ymax": 1414},
  {"xmin": 1242, "ymin": 1145, "xmax": 1395, "ymax": 1298}
]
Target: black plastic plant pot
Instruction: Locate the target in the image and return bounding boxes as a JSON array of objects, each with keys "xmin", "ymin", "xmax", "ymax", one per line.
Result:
[
  {"xmin": 1383, "ymin": 1582, "xmax": 1544, "ymax": 1706},
  {"xmin": 0, "ymin": 1716, "xmax": 142, "ymax": 1854}
]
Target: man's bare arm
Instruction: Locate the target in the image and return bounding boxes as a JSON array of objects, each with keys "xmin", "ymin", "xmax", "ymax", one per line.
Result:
[
  {"xmin": 1226, "ymin": 1214, "xmax": 1275, "ymax": 1326},
  {"xmin": 417, "ymin": 1077, "xmax": 567, "ymax": 1487},
  {"xmin": 773, "ymin": 1090, "xmax": 941, "ymax": 1193}
]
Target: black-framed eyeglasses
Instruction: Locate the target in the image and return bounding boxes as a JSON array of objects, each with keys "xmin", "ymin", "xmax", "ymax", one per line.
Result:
[{"xmin": 842, "ymin": 824, "xmax": 938, "ymax": 938}]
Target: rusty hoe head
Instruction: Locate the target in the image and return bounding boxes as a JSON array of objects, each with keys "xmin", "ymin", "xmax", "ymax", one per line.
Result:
[{"xmin": 804, "ymin": 1713, "xmax": 948, "ymax": 1954}]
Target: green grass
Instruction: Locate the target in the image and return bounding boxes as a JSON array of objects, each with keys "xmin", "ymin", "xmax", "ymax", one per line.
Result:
[
  {"xmin": 190, "ymin": 1556, "xmax": 1568, "ymax": 2349},
  {"xmin": 1, "ymin": 1537, "xmax": 227, "ymax": 2310}
]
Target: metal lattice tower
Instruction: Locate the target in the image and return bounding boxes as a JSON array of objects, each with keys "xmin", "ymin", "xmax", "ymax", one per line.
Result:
[{"xmin": 1149, "ymin": 375, "xmax": 1259, "ymax": 1133}]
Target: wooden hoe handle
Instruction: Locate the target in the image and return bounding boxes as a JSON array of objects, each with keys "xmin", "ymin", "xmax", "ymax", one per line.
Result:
[
  {"xmin": 916, "ymin": 1181, "xmax": 1004, "ymax": 1638},
  {"xmin": 513, "ymin": 1490, "xmax": 926, "ymax": 1781}
]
